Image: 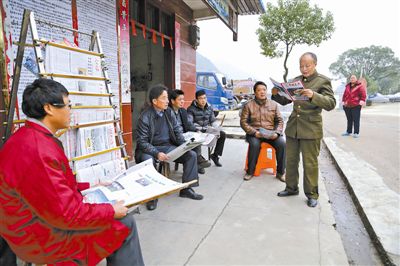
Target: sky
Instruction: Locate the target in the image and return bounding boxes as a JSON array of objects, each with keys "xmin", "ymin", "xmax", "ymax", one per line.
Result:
[{"xmin": 196, "ymin": 0, "xmax": 400, "ymax": 88}]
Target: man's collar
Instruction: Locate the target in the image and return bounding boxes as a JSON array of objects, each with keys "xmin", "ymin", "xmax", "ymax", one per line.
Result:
[
  {"xmin": 26, "ymin": 118, "xmax": 53, "ymax": 135},
  {"xmin": 302, "ymin": 71, "xmax": 318, "ymax": 82},
  {"xmin": 151, "ymin": 106, "xmax": 164, "ymax": 117}
]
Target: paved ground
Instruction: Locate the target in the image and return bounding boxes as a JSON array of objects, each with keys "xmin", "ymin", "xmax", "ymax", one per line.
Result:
[
  {"xmin": 133, "ymin": 139, "xmax": 348, "ymax": 265},
  {"xmin": 322, "ymin": 103, "xmax": 400, "ymax": 265}
]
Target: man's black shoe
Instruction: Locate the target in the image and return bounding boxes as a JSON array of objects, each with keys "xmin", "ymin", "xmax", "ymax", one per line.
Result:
[
  {"xmin": 198, "ymin": 167, "xmax": 205, "ymax": 174},
  {"xmin": 307, "ymin": 198, "xmax": 318, "ymax": 208},
  {"xmin": 210, "ymin": 154, "xmax": 222, "ymax": 167},
  {"xmin": 146, "ymin": 199, "xmax": 158, "ymax": 211},
  {"xmin": 179, "ymin": 188, "xmax": 203, "ymax": 200},
  {"xmin": 277, "ymin": 190, "xmax": 299, "ymax": 197}
]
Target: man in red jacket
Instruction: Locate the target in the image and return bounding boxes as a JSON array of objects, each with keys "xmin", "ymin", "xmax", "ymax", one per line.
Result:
[
  {"xmin": 342, "ymin": 74, "xmax": 367, "ymax": 138},
  {"xmin": 0, "ymin": 79, "xmax": 144, "ymax": 265}
]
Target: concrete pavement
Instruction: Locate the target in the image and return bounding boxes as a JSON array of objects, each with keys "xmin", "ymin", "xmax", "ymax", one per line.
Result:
[
  {"xmin": 322, "ymin": 103, "xmax": 400, "ymax": 265},
  {"xmin": 135, "ymin": 138, "xmax": 348, "ymax": 265}
]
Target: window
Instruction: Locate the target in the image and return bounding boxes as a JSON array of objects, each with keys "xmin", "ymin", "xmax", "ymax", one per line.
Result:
[{"xmin": 197, "ymin": 75, "xmax": 217, "ymax": 90}]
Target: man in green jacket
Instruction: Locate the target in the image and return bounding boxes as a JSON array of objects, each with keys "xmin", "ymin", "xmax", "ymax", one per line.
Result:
[{"xmin": 272, "ymin": 52, "xmax": 336, "ymax": 207}]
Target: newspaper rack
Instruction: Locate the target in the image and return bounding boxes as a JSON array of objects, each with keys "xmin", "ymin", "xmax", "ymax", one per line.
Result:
[{"xmin": 4, "ymin": 9, "xmax": 129, "ymax": 182}]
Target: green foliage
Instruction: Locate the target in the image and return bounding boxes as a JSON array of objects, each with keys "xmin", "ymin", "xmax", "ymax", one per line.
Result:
[
  {"xmin": 256, "ymin": 0, "xmax": 335, "ymax": 81},
  {"xmin": 329, "ymin": 46, "xmax": 400, "ymax": 94}
]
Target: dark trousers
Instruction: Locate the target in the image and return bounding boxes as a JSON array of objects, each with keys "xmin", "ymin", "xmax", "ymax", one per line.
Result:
[
  {"xmin": 344, "ymin": 105, "xmax": 361, "ymax": 134},
  {"xmin": 213, "ymin": 130, "xmax": 226, "ymax": 156},
  {"xmin": 246, "ymin": 135, "xmax": 286, "ymax": 175},
  {"xmin": 107, "ymin": 214, "xmax": 144, "ymax": 266},
  {"xmin": 0, "ymin": 237, "xmax": 16, "ymax": 266},
  {"xmin": 135, "ymin": 145, "xmax": 199, "ymax": 187},
  {"xmin": 285, "ymin": 137, "xmax": 321, "ymax": 199}
]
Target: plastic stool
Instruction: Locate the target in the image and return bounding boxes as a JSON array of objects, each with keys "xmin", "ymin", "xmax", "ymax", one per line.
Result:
[{"xmin": 245, "ymin": 142, "xmax": 276, "ymax": 176}]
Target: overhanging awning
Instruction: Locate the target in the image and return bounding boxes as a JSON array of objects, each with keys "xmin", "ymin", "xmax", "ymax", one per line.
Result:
[{"xmin": 183, "ymin": 0, "xmax": 266, "ymax": 41}]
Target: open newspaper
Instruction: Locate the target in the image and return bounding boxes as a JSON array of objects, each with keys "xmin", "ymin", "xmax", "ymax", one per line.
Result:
[
  {"xmin": 270, "ymin": 78, "xmax": 309, "ymax": 101},
  {"xmin": 165, "ymin": 139, "xmax": 203, "ymax": 163},
  {"xmin": 81, "ymin": 159, "xmax": 197, "ymax": 207}
]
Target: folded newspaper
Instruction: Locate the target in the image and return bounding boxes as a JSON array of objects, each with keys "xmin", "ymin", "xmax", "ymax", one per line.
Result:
[
  {"xmin": 182, "ymin": 131, "xmax": 216, "ymax": 146},
  {"xmin": 165, "ymin": 139, "xmax": 203, "ymax": 162},
  {"xmin": 81, "ymin": 159, "xmax": 197, "ymax": 207},
  {"xmin": 258, "ymin": 128, "xmax": 277, "ymax": 139},
  {"xmin": 270, "ymin": 78, "xmax": 309, "ymax": 101}
]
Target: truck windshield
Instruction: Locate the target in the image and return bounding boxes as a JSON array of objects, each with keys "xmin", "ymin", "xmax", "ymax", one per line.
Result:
[{"xmin": 216, "ymin": 73, "xmax": 226, "ymax": 86}]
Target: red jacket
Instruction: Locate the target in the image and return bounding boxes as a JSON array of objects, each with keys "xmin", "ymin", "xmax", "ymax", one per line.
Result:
[
  {"xmin": 0, "ymin": 121, "xmax": 129, "ymax": 265},
  {"xmin": 342, "ymin": 82, "xmax": 366, "ymax": 107}
]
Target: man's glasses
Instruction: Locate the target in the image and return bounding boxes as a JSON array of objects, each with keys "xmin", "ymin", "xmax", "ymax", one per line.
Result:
[{"xmin": 51, "ymin": 103, "xmax": 72, "ymax": 109}]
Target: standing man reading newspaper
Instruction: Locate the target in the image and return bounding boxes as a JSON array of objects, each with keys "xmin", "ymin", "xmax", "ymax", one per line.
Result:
[
  {"xmin": 272, "ymin": 52, "xmax": 336, "ymax": 207},
  {"xmin": 135, "ymin": 85, "xmax": 203, "ymax": 211},
  {"xmin": 0, "ymin": 79, "xmax": 144, "ymax": 265}
]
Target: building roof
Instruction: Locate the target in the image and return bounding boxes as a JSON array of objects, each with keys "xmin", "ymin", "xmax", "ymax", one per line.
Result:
[{"xmin": 236, "ymin": 0, "xmax": 266, "ymax": 15}]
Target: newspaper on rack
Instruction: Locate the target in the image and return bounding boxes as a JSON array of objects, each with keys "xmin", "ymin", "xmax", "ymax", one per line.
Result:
[
  {"xmin": 76, "ymin": 159, "xmax": 126, "ymax": 186},
  {"xmin": 81, "ymin": 159, "xmax": 197, "ymax": 207},
  {"xmin": 182, "ymin": 131, "xmax": 216, "ymax": 146},
  {"xmin": 76, "ymin": 124, "xmax": 116, "ymax": 156},
  {"xmin": 165, "ymin": 139, "xmax": 203, "ymax": 163}
]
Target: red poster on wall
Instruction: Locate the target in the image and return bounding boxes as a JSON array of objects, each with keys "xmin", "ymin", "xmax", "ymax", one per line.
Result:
[
  {"xmin": 175, "ymin": 21, "xmax": 180, "ymax": 90},
  {"xmin": 118, "ymin": 0, "xmax": 131, "ymax": 104}
]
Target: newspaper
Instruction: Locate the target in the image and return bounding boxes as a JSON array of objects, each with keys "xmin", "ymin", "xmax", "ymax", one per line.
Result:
[
  {"xmin": 258, "ymin": 128, "xmax": 277, "ymax": 139},
  {"xmin": 270, "ymin": 78, "xmax": 309, "ymax": 101},
  {"xmin": 182, "ymin": 132, "xmax": 216, "ymax": 146},
  {"xmin": 81, "ymin": 159, "xmax": 196, "ymax": 207},
  {"xmin": 165, "ymin": 140, "xmax": 203, "ymax": 163}
]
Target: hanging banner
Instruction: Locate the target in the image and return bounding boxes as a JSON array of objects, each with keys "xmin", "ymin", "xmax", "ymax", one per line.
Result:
[
  {"xmin": 118, "ymin": 0, "xmax": 130, "ymax": 103},
  {"xmin": 174, "ymin": 21, "xmax": 180, "ymax": 90}
]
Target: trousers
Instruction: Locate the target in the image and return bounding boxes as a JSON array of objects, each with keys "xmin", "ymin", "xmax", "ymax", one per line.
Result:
[
  {"xmin": 344, "ymin": 105, "xmax": 361, "ymax": 134},
  {"xmin": 245, "ymin": 135, "xmax": 286, "ymax": 175},
  {"xmin": 285, "ymin": 137, "xmax": 321, "ymax": 199}
]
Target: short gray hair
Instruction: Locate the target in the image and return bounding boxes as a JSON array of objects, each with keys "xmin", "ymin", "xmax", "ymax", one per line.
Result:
[{"xmin": 300, "ymin": 52, "xmax": 317, "ymax": 64}]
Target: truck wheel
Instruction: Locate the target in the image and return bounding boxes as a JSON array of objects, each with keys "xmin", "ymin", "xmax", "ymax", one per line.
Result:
[{"xmin": 213, "ymin": 111, "xmax": 219, "ymax": 117}]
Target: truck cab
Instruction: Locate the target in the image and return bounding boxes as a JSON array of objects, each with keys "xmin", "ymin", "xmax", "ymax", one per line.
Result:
[{"xmin": 196, "ymin": 72, "xmax": 236, "ymax": 115}]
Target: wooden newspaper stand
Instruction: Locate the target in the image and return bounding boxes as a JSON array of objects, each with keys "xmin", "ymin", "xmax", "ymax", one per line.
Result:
[{"xmin": 4, "ymin": 9, "xmax": 129, "ymax": 180}]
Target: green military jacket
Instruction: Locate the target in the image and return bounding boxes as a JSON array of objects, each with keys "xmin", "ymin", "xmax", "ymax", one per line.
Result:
[{"xmin": 271, "ymin": 71, "xmax": 336, "ymax": 139}]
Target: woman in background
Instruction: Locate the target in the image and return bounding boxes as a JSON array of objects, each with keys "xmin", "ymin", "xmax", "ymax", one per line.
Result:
[{"xmin": 342, "ymin": 74, "xmax": 367, "ymax": 138}]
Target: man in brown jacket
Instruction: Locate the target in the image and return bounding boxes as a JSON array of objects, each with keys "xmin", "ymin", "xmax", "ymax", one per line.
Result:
[{"xmin": 240, "ymin": 81, "xmax": 286, "ymax": 181}]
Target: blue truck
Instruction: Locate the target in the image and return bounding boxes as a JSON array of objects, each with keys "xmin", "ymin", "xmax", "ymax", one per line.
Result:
[{"xmin": 196, "ymin": 71, "xmax": 237, "ymax": 116}]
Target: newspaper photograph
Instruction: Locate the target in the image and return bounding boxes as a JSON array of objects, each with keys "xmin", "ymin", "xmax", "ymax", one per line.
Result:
[{"xmin": 81, "ymin": 159, "xmax": 195, "ymax": 207}]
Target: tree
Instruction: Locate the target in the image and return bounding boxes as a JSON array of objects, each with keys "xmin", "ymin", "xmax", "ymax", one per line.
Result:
[
  {"xmin": 256, "ymin": 0, "xmax": 334, "ymax": 82},
  {"xmin": 329, "ymin": 46, "xmax": 400, "ymax": 94}
]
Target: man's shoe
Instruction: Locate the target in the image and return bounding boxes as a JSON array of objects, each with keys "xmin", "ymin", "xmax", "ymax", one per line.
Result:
[
  {"xmin": 353, "ymin": 133, "xmax": 359, "ymax": 138},
  {"xmin": 243, "ymin": 173, "xmax": 253, "ymax": 181},
  {"xmin": 276, "ymin": 173, "xmax": 286, "ymax": 182},
  {"xmin": 210, "ymin": 154, "xmax": 222, "ymax": 167},
  {"xmin": 146, "ymin": 199, "xmax": 158, "ymax": 211},
  {"xmin": 277, "ymin": 190, "xmax": 299, "ymax": 197},
  {"xmin": 199, "ymin": 160, "xmax": 211, "ymax": 169},
  {"xmin": 198, "ymin": 167, "xmax": 205, "ymax": 174},
  {"xmin": 341, "ymin": 132, "xmax": 351, "ymax": 136},
  {"xmin": 307, "ymin": 198, "xmax": 318, "ymax": 207},
  {"xmin": 179, "ymin": 188, "xmax": 203, "ymax": 200}
]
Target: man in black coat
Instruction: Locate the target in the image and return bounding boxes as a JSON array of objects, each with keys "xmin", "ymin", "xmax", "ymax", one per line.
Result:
[
  {"xmin": 135, "ymin": 85, "xmax": 203, "ymax": 211},
  {"xmin": 187, "ymin": 90, "xmax": 226, "ymax": 167},
  {"xmin": 169, "ymin": 89, "xmax": 211, "ymax": 174}
]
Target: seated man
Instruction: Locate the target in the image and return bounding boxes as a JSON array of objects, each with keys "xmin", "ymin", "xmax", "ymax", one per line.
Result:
[
  {"xmin": 187, "ymin": 90, "xmax": 226, "ymax": 167},
  {"xmin": 135, "ymin": 84, "xmax": 203, "ymax": 211},
  {"xmin": 240, "ymin": 81, "xmax": 286, "ymax": 181},
  {"xmin": 0, "ymin": 79, "xmax": 144, "ymax": 266},
  {"xmin": 169, "ymin": 89, "xmax": 211, "ymax": 174}
]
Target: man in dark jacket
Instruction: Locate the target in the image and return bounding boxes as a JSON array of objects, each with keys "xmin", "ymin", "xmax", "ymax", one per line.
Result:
[
  {"xmin": 169, "ymin": 89, "xmax": 211, "ymax": 174},
  {"xmin": 135, "ymin": 85, "xmax": 203, "ymax": 211},
  {"xmin": 187, "ymin": 90, "xmax": 226, "ymax": 167}
]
